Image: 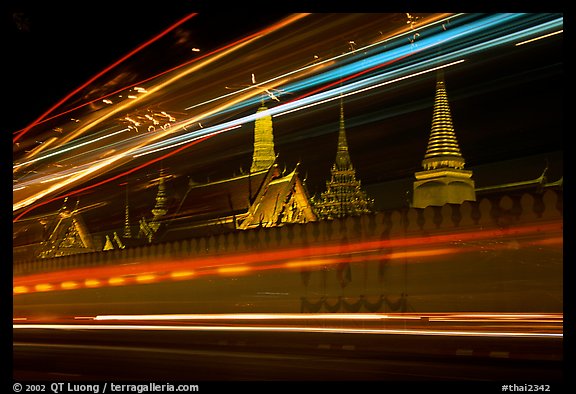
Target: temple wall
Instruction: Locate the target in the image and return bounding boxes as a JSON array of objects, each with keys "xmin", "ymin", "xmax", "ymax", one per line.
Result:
[
  {"xmin": 13, "ymin": 189, "xmax": 563, "ymax": 316},
  {"xmin": 14, "ymin": 189, "xmax": 562, "ymax": 274}
]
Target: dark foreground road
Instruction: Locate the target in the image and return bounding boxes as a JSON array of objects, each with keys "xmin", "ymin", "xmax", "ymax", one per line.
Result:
[{"xmin": 13, "ymin": 324, "xmax": 564, "ymax": 383}]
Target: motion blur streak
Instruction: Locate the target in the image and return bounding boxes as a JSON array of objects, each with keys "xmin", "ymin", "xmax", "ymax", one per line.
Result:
[
  {"xmin": 515, "ymin": 29, "xmax": 563, "ymax": 46},
  {"xmin": 14, "ymin": 128, "xmax": 131, "ymax": 169},
  {"xmin": 12, "ymin": 322, "xmax": 562, "ymax": 338},
  {"xmin": 13, "ymin": 14, "xmax": 309, "ymax": 215},
  {"xmin": 90, "ymin": 312, "xmax": 561, "ymax": 322},
  {"xmin": 12, "ymin": 13, "xmax": 562, "ymax": 223},
  {"xmin": 12, "ymin": 12, "xmax": 199, "ymax": 144},
  {"xmin": 13, "ymin": 133, "xmax": 214, "ymax": 222}
]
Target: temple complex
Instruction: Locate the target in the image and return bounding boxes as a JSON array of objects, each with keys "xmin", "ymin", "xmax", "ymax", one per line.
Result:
[{"xmin": 12, "ymin": 76, "xmax": 561, "ymax": 258}]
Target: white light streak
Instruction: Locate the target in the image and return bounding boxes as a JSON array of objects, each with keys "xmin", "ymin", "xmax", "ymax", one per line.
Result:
[
  {"xmin": 274, "ymin": 60, "xmax": 466, "ymax": 118},
  {"xmin": 132, "ymin": 125, "xmax": 240, "ymax": 158},
  {"xmin": 13, "ymin": 128, "xmax": 131, "ymax": 170}
]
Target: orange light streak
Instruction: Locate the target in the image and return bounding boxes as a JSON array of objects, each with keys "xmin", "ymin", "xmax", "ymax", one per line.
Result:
[
  {"xmin": 13, "ymin": 12, "xmax": 199, "ymax": 144},
  {"xmin": 108, "ymin": 277, "xmax": 126, "ymax": 286},
  {"xmin": 13, "ymin": 133, "xmax": 212, "ymax": 221},
  {"xmin": 13, "ymin": 222, "xmax": 561, "ymax": 295},
  {"xmin": 60, "ymin": 281, "xmax": 80, "ymax": 290},
  {"xmin": 12, "ymin": 13, "xmax": 197, "ymax": 143},
  {"xmin": 11, "ymin": 14, "xmax": 310, "ymax": 137},
  {"xmin": 13, "ymin": 286, "xmax": 29, "ymax": 294},
  {"xmin": 12, "ymin": 323, "xmax": 562, "ymax": 338},
  {"xmin": 13, "ymin": 14, "xmax": 311, "ymax": 220},
  {"xmin": 84, "ymin": 279, "xmax": 101, "ymax": 288}
]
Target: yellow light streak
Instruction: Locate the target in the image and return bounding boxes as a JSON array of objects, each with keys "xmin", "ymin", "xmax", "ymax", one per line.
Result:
[
  {"xmin": 108, "ymin": 277, "xmax": 126, "ymax": 286},
  {"xmin": 94, "ymin": 313, "xmax": 412, "ymax": 321},
  {"xmin": 515, "ymin": 30, "xmax": 562, "ymax": 46},
  {"xmin": 20, "ymin": 137, "xmax": 58, "ymax": 161},
  {"xmin": 136, "ymin": 274, "xmax": 157, "ymax": 283},
  {"xmin": 85, "ymin": 279, "xmax": 101, "ymax": 288},
  {"xmin": 218, "ymin": 266, "xmax": 251, "ymax": 275},
  {"xmin": 14, "ymin": 16, "xmax": 309, "ymax": 213},
  {"xmin": 60, "ymin": 281, "xmax": 80, "ymax": 290},
  {"xmin": 283, "ymin": 259, "xmax": 337, "ymax": 269},
  {"xmin": 34, "ymin": 283, "xmax": 53, "ymax": 292},
  {"xmin": 13, "ymin": 286, "xmax": 29, "ymax": 294},
  {"xmin": 170, "ymin": 271, "xmax": 195, "ymax": 280}
]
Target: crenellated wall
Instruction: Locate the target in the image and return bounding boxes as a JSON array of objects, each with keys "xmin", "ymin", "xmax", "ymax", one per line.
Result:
[
  {"xmin": 13, "ymin": 189, "xmax": 563, "ymax": 316},
  {"xmin": 13, "ymin": 189, "xmax": 563, "ymax": 276}
]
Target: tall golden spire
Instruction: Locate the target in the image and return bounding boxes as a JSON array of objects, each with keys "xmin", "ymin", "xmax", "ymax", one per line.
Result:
[
  {"xmin": 412, "ymin": 73, "xmax": 475, "ymax": 208},
  {"xmin": 421, "ymin": 72, "xmax": 466, "ymax": 171},
  {"xmin": 250, "ymin": 102, "xmax": 276, "ymax": 172}
]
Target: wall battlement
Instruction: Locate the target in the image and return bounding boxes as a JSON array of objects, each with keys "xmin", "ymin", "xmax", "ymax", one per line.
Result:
[{"xmin": 14, "ymin": 189, "xmax": 562, "ymax": 277}]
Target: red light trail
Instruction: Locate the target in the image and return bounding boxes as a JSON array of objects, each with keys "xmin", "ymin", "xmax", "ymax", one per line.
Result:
[{"xmin": 12, "ymin": 12, "xmax": 199, "ymax": 144}]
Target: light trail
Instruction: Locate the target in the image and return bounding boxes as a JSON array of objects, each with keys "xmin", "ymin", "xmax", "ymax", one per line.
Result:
[
  {"xmin": 12, "ymin": 37, "xmax": 271, "ymax": 212},
  {"xmin": 515, "ymin": 29, "xmax": 563, "ymax": 46},
  {"xmin": 13, "ymin": 14, "xmax": 310, "ymax": 216},
  {"xmin": 131, "ymin": 125, "xmax": 239, "ymax": 157},
  {"xmin": 12, "ymin": 323, "xmax": 562, "ymax": 338},
  {"xmin": 11, "ymin": 14, "xmax": 311, "ymax": 138},
  {"xmin": 14, "ymin": 13, "xmax": 310, "ymax": 166},
  {"xmin": 13, "ymin": 13, "xmax": 562, "ymax": 220},
  {"xmin": 90, "ymin": 312, "xmax": 562, "ymax": 322},
  {"xmin": 13, "ymin": 133, "xmax": 215, "ymax": 221},
  {"xmin": 14, "ymin": 128, "xmax": 130, "ymax": 170},
  {"xmin": 182, "ymin": 14, "xmax": 458, "ymax": 113},
  {"xmin": 12, "ymin": 12, "xmax": 199, "ymax": 144}
]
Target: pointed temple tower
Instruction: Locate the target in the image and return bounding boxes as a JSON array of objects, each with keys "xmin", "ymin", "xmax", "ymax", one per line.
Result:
[
  {"xmin": 313, "ymin": 100, "xmax": 374, "ymax": 219},
  {"xmin": 412, "ymin": 72, "xmax": 476, "ymax": 208},
  {"xmin": 139, "ymin": 168, "xmax": 169, "ymax": 242},
  {"xmin": 250, "ymin": 102, "xmax": 276, "ymax": 172},
  {"xmin": 123, "ymin": 183, "xmax": 132, "ymax": 239}
]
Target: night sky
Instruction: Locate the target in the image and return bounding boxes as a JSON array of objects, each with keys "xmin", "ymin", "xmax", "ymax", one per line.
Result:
[{"xmin": 8, "ymin": 8, "xmax": 564, "ymax": 230}]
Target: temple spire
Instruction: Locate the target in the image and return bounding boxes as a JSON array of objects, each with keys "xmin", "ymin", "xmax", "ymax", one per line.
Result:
[
  {"xmin": 335, "ymin": 98, "xmax": 353, "ymax": 171},
  {"xmin": 312, "ymin": 99, "xmax": 374, "ymax": 219},
  {"xmin": 123, "ymin": 183, "xmax": 132, "ymax": 238},
  {"xmin": 412, "ymin": 73, "xmax": 476, "ymax": 208},
  {"xmin": 250, "ymin": 102, "xmax": 276, "ymax": 172},
  {"xmin": 138, "ymin": 167, "xmax": 169, "ymax": 242},
  {"xmin": 421, "ymin": 71, "xmax": 466, "ymax": 171},
  {"xmin": 151, "ymin": 167, "xmax": 168, "ymax": 220}
]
